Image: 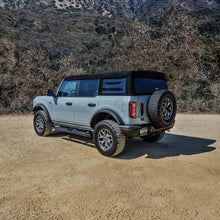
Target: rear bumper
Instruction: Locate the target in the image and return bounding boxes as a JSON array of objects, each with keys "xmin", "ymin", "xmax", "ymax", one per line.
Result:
[{"xmin": 120, "ymin": 121, "xmax": 175, "ymax": 137}]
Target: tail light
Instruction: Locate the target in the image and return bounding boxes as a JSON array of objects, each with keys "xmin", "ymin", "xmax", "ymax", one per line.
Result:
[{"xmin": 129, "ymin": 102, "xmax": 137, "ymax": 118}]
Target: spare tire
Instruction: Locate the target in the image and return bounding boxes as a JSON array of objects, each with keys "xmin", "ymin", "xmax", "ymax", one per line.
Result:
[{"xmin": 147, "ymin": 90, "xmax": 176, "ymax": 128}]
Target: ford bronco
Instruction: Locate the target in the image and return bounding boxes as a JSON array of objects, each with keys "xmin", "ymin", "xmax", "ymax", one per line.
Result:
[{"xmin": 33, "ymin": 71, "xmax": 176, "ymax": 157}]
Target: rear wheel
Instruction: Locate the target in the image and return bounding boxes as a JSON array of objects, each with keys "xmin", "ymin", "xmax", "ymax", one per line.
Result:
[
  {"xmin": 142, "ymin": 131, "xmax": 165, "ymax": 142},
  {"xmin": 93, "ymin": 120, "xmax": 125, "ymax": 157},
  {"xmin": 33, "ymin": 110, "xmax": 52, "ymax": 136}
]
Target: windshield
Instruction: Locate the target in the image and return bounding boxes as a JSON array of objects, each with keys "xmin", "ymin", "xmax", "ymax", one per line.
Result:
[{"xmin": 134, "ymin": 78, "xmax": 167, "ymax": 95}]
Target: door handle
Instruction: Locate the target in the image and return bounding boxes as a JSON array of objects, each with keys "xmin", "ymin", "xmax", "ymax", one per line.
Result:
[
  {"xmin": 66, "ymin": 102, "xmax": 72, "ymax": 106},
  {"xmin": 88, "ymin": 103, "xmax": 96, "ymax": 107}
]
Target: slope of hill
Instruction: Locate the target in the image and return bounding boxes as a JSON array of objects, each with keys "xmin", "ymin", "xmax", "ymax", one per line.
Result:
[
  {"xmin": 0, "ymin": 1, "xmax": 219, "ymax": 113},
  {"xmin": 0, "ymin": 0, "xmax": 219, "ymax": 18}
]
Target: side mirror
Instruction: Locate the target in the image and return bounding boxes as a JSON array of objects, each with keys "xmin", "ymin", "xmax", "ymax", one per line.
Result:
[{"xmin": 47, "ymin": 89, "xmax": 55, "ymax": 97}]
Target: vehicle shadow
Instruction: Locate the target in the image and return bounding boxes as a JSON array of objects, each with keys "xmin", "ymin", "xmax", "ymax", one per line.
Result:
[
  {"xmin": 49, "ymin": 132, "xmax": 216, "ymax": 159},
  {"xmin": 117, "ymin": 133, "xmax": 216, "ymax": 159},
  {"xmin": 50, "ymin": 131, "xmax": 94, "ymax": 148}
]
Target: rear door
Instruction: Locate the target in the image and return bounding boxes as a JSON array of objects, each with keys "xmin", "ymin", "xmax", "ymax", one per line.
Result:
[{"xmin": 73, "ymin": 79, "xmax": 99, "ymax": 129}]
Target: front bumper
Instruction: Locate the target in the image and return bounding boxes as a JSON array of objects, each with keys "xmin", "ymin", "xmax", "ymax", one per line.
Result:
[{"xmin": 120, "ymin": 121, "xmax": 175, "ymax": 137}]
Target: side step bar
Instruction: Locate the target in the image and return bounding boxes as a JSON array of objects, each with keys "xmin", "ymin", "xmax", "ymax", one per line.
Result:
[{"xmin": 52, "ymin": 126, "xmax": 91, "ymax": 137}]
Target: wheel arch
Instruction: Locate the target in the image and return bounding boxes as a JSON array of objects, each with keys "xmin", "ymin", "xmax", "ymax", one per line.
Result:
[
  {"xmin": 90, "ymin": 109, "xmax": 124, "ymax": 129},
  {"xmin": 33, "ymin": 104, "xmax": 52, "ymax": 122}
]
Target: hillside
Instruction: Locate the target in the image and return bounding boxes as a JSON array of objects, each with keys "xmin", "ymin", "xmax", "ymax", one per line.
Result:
[
  {"xmin": 0, "ymin": 0, "xmax": 219, "ymax": 17},
  {"xmin": 0, "ymin": 1, "xmax": 219, "ymax": 113}
]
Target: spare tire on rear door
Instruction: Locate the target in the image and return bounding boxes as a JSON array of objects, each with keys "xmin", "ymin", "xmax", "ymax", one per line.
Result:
[{"xmin": 147, "ymin": 90, "xmax": 176, "ymax": 128}]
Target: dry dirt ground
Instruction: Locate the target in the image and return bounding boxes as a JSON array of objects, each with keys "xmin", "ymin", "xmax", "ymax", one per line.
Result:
[{"xmin": 0, "ymin": 114, "xmax": 220, "ymax": 219}]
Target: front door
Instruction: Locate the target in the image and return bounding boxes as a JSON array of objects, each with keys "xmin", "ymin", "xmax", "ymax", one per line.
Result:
[{"xmin": 50, "ymin": 80, "xmax": 77, "ymax": 125}]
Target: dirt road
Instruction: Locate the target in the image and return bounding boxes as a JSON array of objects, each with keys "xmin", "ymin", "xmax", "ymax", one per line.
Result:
[{"xmin": 0, "ymin": 114, "xmax": 220, "ymax": 219}]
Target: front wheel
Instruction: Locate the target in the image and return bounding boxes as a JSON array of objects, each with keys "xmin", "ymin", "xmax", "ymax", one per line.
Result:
[
  {"xmin": 93, "ymin": 120, "xmax": 125, "ymax": 157},
  {"xmin": 142, "ymin": 131, "xmax": 165, "ymax": 142},
  {"xmin": 33, "ymin": 110, "xmax": 52, "ymax": 136}
]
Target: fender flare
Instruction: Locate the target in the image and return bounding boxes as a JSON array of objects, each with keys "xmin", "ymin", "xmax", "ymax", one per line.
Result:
[
  {"xmin": 90, "ymin": 109, "xmax": 124, "ymax": 128},
  {"xmin": 33, "ymin": 104, "xmax": 52, "ymax": 122}
]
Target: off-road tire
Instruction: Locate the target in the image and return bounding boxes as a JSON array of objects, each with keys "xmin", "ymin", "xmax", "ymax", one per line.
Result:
[
  {"xmin": 93, "ymin": 120, "xmax": 125, "ymax": 157},
  {"xmin": 33, "ymin": 110, "xmax": 52, "ymax": 136},
  {"xmin": 142, "ymin": 131, "xmax": 165, "ymax": 142},
  {"xmin": 147, "ymin": 90, "xmax": 176, "ymax": 128}
]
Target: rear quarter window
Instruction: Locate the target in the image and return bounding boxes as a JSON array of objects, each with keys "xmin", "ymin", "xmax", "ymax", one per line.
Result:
[{"xmin": 101, "ymin": 78, "xmax": 126, "ymax": 94}]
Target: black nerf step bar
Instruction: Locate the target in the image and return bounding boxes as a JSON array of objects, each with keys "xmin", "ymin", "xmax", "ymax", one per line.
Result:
[{"xmin": 52, "ymin": 126, "xmax": 91, "ymax": 137}]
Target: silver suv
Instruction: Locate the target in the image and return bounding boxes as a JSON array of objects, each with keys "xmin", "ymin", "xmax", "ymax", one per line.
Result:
[{"xmin": 33, "ymin": 71, "xmax": 176, "ymax": 157}]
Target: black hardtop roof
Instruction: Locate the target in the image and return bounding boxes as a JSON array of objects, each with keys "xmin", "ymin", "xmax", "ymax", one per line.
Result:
[{"xmin": 64, "ymin": 70, "xmax": 165, "ymax": 81}]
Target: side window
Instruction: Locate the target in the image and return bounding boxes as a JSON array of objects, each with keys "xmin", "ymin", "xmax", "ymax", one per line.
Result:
[
  {"xmin": 58, "ymin": 80, "xmax": 77, "ymax": 97},
  {"xmin": 101, "ymin": 78, "xmax": 126, "ymax": 94},
  {"xmin": 78, "ymin": 79, "xmax": 99, "ymax": 97}
]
